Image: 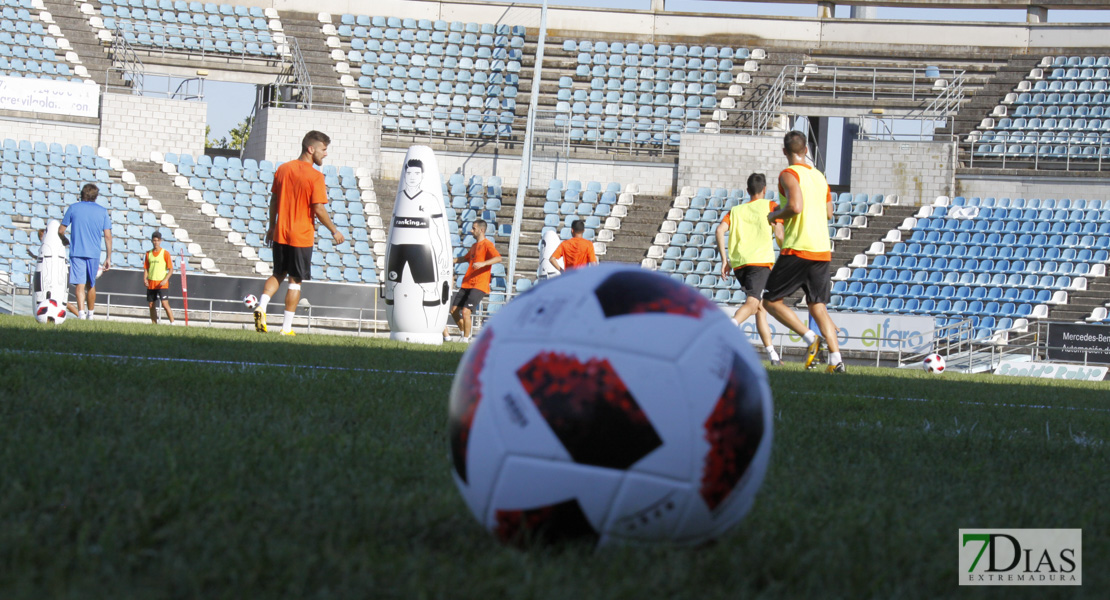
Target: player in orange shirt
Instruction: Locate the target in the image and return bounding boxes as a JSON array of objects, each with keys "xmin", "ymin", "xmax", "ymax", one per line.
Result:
[
  {"xmin": 444, "ymin": 219, "xmax": 501, "ymax": 343},
  {"xmin": 547, "ymin": 219, "xmax": 598, "ymax": 272},
  {"xmin": 252, "ymin": 130, "xmax": 345, "ymax": 336},
  {"xmin": 143, "ymin": 230, "xmax": 174, "ymax": 324}
]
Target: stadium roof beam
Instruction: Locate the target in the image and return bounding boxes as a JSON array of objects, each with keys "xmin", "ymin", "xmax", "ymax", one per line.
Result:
[{"xmin": 687, "ymin": 0, "xmax": 1109, "ymax": 22}]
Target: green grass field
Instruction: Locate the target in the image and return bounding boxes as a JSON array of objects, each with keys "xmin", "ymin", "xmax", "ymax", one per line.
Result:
[{"xmin": 1, "ymin": 315, "xmax": 1107, "ymax": 599}]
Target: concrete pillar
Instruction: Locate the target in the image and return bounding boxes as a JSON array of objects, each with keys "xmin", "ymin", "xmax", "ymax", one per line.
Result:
[
  {"xmin": 839, "ymin": 118, "xmax": 859, "ymax": 188},
  {"xmin": 850, "ymin": 6, "xmax": 877, "ymax": 20},
  {"xmin": 651, "ymin": 0, "xmax": 665, "ymax": 12},
  {"xmin": 815, "ymin": 117, "xmax": 830, "ymax": 173},
  {"xmin": 1027, "ymin": 5, "xmax": 1048, "ymax": 23},
  {"xmin": 817, "ymin": 1, "xmax": 835, "ymax": 19}
]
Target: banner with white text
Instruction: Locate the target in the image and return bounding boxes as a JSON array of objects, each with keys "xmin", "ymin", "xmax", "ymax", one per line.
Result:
[
  {"xmin": 728, "ymin": 309, "xmax": 935, "ymax": 353},
  {"xmin": 1046, "ymin": 323, "xmax": 1110, "ymax": 365},
  {"xmin": 0, "ymin": 76, "xmax": 99, "ymax": 118}
]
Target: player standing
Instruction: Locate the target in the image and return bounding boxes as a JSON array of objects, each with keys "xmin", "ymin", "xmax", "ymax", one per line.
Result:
[
  {"xmin": 715, "ymin": 173, "xmax": 784, "ymax": 366},
  {"xmin": 444, "ymin": 219, "xmax": 501, "ymax": 343},
  {"xmin": 546, "ymin": 219, "xmax": 598, "ymax": 272},
  {"xmin": 58, "ymin": 183, "xmax": 111, "ymax": 320},
  {"xmin": 762, "ymin": 130, "xmax": 845, "ymax": 373},
  {"xmin": 143, "ymin": 231, "xmax": 175, "ymax": 324},
  {"xmin": 253, "ymin": 130, "xmax": 345, "ymax": 336}
]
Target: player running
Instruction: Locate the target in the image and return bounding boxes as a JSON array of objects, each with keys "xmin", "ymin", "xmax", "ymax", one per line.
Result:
[
  {"xmin": 716, "ymin": 173, "xmax": 784, "ymax": 366},
  {"xmin": 444, "ymin": 219, "xmax": 501, "ymax": 343},
  {"xmin": 253, "ymin": 130, "xmax": 345, "ymax": 336},
  {"xmin": 762, "ymin": 130, "xmax": 845, "ymax": 373}
]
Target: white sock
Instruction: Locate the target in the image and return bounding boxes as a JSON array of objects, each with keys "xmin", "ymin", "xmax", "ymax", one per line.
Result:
[
  {"xmin": 803, "ymin": 330, "xmax": 817, "ymax": 346},
  {"xmin": 282, "ymin": 310, "xmax": 295, "ymax": 332},
  {"xmin": 829, "ymin": 351, "xmax": 842, "ymax": 366},
  {"xmin": 78, "ymin": 310, "xmax": 87, "ymax": 320},
  {"xmin": 766, "ymin": 346, "xmax": 780, "ymax": 361},
  {"xmin": 258, "ymin": 294, "xmax": 271, "ymax": 313}
]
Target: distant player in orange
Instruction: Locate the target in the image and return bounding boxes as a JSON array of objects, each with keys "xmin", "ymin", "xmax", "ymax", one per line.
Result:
[
  {"xmin": 143, "ymin": 231, "xmax": 175, "ymax": 324},
  {"xmin": 762, "ymin": 130, "xmax": 844, "ymax": 373},
  {"xmin": 253, "ymin": 130, "xmax": 345, "ymax": 336},
  {"xmin": 547, "ymin": 219, "xmax": 598, "ymax": 272},
  {"xmin": 716, "ymin": 173, "xmax": 783, "ymax": 365},
  {"xmin": 444, "ymin": 219, "xmax": 501, "ymax": 343}
]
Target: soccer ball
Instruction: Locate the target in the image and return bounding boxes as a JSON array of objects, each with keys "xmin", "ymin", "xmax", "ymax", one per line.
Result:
[
  {"xmin": 35, "ymin": 298, "xmax": 67, "ymax": 324},
  {"xmin": 243, "ymin": 294, "xmax": 258, "ymax": 309},
  {"xmin": 922, "ymin": 353, "xmax": 946, "ymax": 373},
  {"xmin": 448, "ymin": 264, "xmax": 773, "ymax": 547}
]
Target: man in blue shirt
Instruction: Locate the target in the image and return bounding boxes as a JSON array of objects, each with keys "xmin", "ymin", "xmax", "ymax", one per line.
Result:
[{"xmin": 58, "ymin": 183, "xmax": 112, "ymax": 320}]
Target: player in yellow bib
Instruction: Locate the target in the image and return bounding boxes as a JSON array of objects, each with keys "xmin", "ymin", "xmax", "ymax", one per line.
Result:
[
  {"xmin": 715, "ymin": 173, "xmax": 784, "ymax": 366},
  {"xmin": 762, "ymin": 130, "xmax": 846, "ymax": 373}
]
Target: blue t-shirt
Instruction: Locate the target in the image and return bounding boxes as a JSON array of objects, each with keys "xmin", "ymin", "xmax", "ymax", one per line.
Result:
[{"xmin": 61, "ymin": 201, "xmax": 111, "ymax": 259}]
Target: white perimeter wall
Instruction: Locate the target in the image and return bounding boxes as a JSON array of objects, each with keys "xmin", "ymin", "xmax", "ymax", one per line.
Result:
[
  {"xmin": 851, "ymin": 140, "xmax": 955, "ymax": 206},
  {"xmin": 99, "ymin": 95, "xmax": 206, "ymax": 161},
  {"xmin": 0, "ymin": 116, "xmax": 99, "ymax": 150},
  {"xmin": 955, "ymin": 176, "xmax": 1110, "ymax": 203},
  {"xmin": 679, "ymin": 132, "xmax": 786, "ymax": 194},
  {"xmin": 242, "ymin": 107, "xmax": 381, "ymax": 174}
]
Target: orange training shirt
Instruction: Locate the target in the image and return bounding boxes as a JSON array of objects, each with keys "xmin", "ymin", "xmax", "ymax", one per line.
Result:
[
  {"xmin": 462, "ymin": 238, "xmax": 500, "ymax": 293},
  {"xmin": 272, "ymin": 160, "xmax": 327, "ymax": 247},
  {"xmin": 551, "ymin": 237, "xmax": 596, "ymax": 270}
]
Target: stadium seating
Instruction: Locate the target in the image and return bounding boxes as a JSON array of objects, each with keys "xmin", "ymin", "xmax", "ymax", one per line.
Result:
[
  {"xmin": 829, "ymin": 195, "xmax": 1110, "ymax": 340},
  {"xmin": 0, "ymin": 0, "xmax": 88, "ymax": 81},
  {"xmin": 92, "ymin": 0, "xmax": 284, "ymax": 59},
  {"xmin": 540, "ymin": 179, "xmax": 632, "ymax": 261},
  {"xmin": 0, "ymin": 138, "xmax": 182, "ymax": 283},
  {"xmin": 974, "ymin": 55, "xmax": 1110, "ymax": 160},
  {"xmin": 447, "ymin": 172, "xmax": 512, "ymax": 301},
  {"xmin": 325, "ymin": 13, "xmax": 522, "ymax": 138},
  {"xmin": 544, "ymin": 38, "xmax": 762, "ymax": 147},
  {"xmin": 157, "ymin": 152, "xmax": 381, "ymax": 284}
]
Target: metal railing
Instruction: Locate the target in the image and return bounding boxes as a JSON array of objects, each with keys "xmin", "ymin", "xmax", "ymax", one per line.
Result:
[
  {"xmin": 756, "ymin": 64, "xmax": 792, "ymax": 134},
  {"xmin": 108, "ymin": 32, "xmax": 145, "ymax": 92},
  {"xmin": 785, "ymin": 64, "xmax": 966, "ymax": 104},
  {"xmin": 105, "ymin": 19, "xmax": 291, "ymax": 66},
  {"xmin": 961, "ymin": 138, "xmax": 1110, "ymax": 171}
]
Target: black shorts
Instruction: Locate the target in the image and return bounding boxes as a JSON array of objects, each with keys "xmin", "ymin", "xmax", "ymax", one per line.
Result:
[
  {"xmin": 763, "ymin": 254, "xmax": 831, "ymax": 304},
  {"xmin": 146, "ymin": 288, "xmax": 168, "ymax": 303},
  {"xmin": 732, "ymin": 265, "xmax": 770, "ymax": 299},
  {"xmin": 273, "ymin": 243, "xmax": 312, "ymax": 281},
  {"xmin": 451, "ymin": 287, "xmax": 486, "ymax": 311}
]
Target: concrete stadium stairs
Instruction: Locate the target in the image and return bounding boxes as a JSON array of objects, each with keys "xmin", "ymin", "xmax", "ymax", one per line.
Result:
[
  {"xmin": 41, "ymin": 0, "xmax": 130, "ymax": 90},
  {"xmin": 830, "ymin": 201, "xmax": 920, "ymax": 267},
  {"xmin": 940, "ymin": 53, "xmax": 1043, "ymax": 144},
  {"xmin": 279, "ymin": 12, "xmax": 345, "ymax": 107},
  {"xmin": 782, "ymin": 48, "xmax": 1009, "ymax": 116},
  {"xmin": 1048, "ymin": 277, "xmax": 1110, "ymax": 323},
  {"xmin": 120, "ymin": 160, "xmax": 260, "ymax": 277}
]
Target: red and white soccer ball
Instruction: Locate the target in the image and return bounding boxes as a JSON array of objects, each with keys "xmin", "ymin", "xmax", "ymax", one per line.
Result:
[
  {"xmin": 35, "ymin": 298, "xmax": 67, "ymax": 325},
  {"xmin": 448, "ymin": 264, "xmax": 774, "ymax": 547},
  {"xmin": 922, "ymin": 353, "xmax": 946, "ymax": 374},
  {"xmin": 243, "ymin": 294, "xmax": 258, "ymax": 309}
]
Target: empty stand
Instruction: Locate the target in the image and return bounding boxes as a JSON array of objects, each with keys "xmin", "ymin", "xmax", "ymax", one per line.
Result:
[
  {"xmin": 831, "ymin": 195, "xmax": 1110, "ymax": 340},
  {"xmin": 322, "ymin": 12, "xmax": 522, "ymax": 139}
]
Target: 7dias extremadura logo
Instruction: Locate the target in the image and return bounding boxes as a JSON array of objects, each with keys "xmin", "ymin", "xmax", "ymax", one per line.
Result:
[{"xmin": 959, "ymin": 529, "xmax": 1081, "ymax": 586}]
